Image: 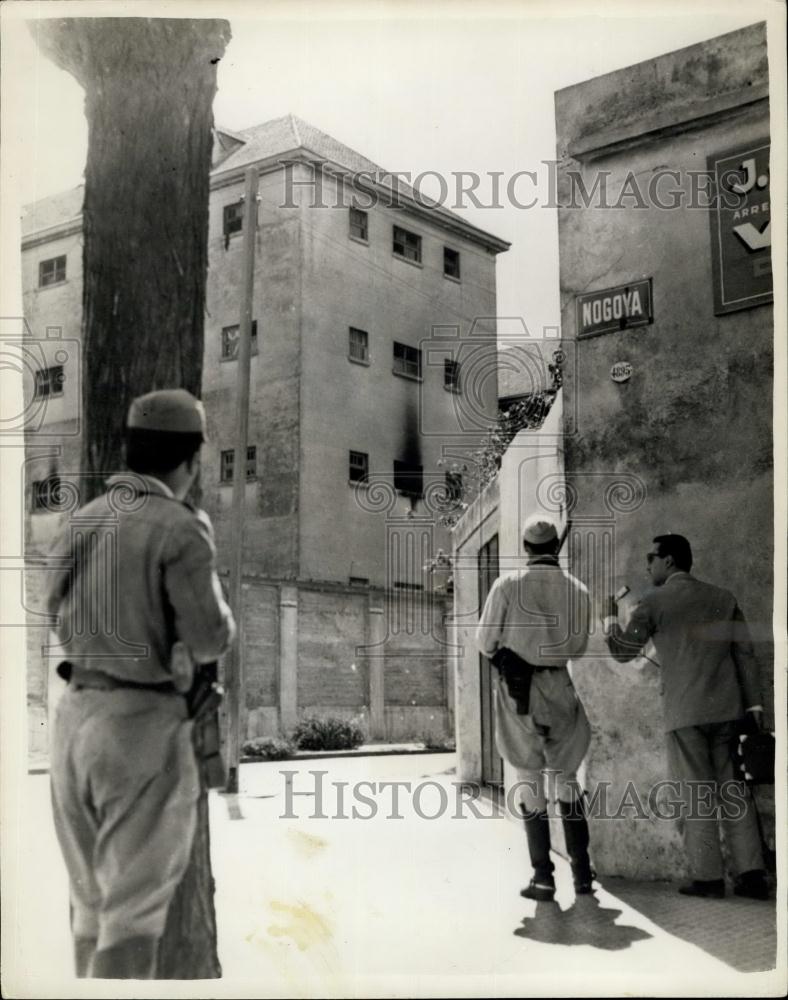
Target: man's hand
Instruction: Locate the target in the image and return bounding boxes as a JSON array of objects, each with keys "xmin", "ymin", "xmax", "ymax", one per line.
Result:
[{"xmin": 745, "ymin": 707, "xmax": 764, "ymax": 733}]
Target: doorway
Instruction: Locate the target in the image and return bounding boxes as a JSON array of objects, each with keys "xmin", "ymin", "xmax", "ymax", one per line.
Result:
[{"xmin": 477, "ymin": 534, "xmax": 503, "ymax": 787}]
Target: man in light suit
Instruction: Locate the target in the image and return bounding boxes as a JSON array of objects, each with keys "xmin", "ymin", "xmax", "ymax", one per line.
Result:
[{"xmin": 603, "ymin": 533, "xmax": 768, "ymax": 900}]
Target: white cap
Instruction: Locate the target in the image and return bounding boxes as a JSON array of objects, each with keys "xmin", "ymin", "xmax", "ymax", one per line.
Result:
[{"xmin": 522, "ymin": 514, "xmax": 558, "ymax": 546}]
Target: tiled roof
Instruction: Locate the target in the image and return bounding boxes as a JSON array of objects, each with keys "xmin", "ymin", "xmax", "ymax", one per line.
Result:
[
  {"xmin": 23, "ymin": 114, "xmax": 510, "ymax": 251},
  {"xmin": 21, "ymin": 185, "xmax": 84, "ymax": 237}
]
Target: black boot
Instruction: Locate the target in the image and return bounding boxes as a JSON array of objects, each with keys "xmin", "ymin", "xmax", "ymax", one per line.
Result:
[
  {"xmin": 558, "ymin": 797, "xmax": 595, "ymax": 894},
  {"xmin": 520, "ymin": 808, "xmax": 555, "ymax": 901},
  {"xmin": 91, "ymin": 935, "xmax": 158, "ymax": 979},
  {"xmin": 734, "ymin": 869, "xmax": 769, "ymax": 900}
]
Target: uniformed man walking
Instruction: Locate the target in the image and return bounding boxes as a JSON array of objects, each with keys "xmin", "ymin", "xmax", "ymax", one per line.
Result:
[
  {"xmin": 603, "ymin": 532, "xmax": 769, "ymax": 900},
  {"xmin": 476, "ymin": 515, "xmax": 592, "ymax": 902},
  {"xmin": 46, "ymin": 389, "xmax": 236, "ymax": 978}
]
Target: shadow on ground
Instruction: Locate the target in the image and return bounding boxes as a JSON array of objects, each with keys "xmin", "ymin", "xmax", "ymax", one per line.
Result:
[
  {"xmin": 604, "ymin": 878, "xmax": 777, "ymax": 973},
  {"xmin": 514, "ymin": 894, "xmax": 652, "ymax": 950}
]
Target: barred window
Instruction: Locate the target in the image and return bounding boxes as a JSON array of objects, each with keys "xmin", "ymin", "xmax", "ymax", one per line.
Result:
[
  {"xmin": 393, "ymin": 459, "xmax": 423, "ymax": 498},
  {"xmin": 223, "ymin": 201, "xmax": 244, "ymax": 237},
  {"xmin": 443, "ymin": 247, "xmax": 461, "ymax": 280},
  {"xmin": 221, "ymin": 321, "xmax": 258, "ymax": 361},
  {"xmin": 393, "ymin": 341, "xmax": 422, "ymax": 379},
  {"xmin": 39, "ymin": 255, "xmax": 66, "ymax": 287},
  {"xmin": 349, "ymin": 208, "xmax": 368, "ymax": 242},
  {"xmin": 34, "ymin": 364, "xmax": 65, "ymax": 399},
  {"xmin": 31, "ymin": 476, "xmax": 61, "ymax": 512},
  {"xmin": 348, "ymin": 327, "xmax": 369, "ymax": 364},
  {"xmin": 392, "ymin": 225, "xmax": 422, "ymax": 264},
  {"xmin": 220, "ymin": 446, "xmax": 257, "ymax": 483},
  {"xmin": 444, "ymin": 359, "xmax": 461, "ymax": 393},
  {"xmin": 349, "ymin": 450, "xmax": 368, "ymax": 483}
]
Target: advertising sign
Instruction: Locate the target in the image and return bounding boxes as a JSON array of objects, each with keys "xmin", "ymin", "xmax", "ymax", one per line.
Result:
[{"xmin": 708, "ymin": 141, "xmax": 772, "ymax": 315}]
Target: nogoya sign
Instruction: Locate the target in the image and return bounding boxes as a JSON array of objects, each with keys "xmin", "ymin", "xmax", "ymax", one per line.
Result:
[
  {"xmin": 576, "ymin": 278, "xmax": 653, "ymax": 339},
  {"xmin": 708, "ymin": 141, "xmax": 772, "ymax": 315}
]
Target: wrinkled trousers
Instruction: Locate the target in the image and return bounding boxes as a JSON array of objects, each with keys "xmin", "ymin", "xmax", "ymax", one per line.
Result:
[{"xmin": 50, "ymin": 686, "xmax": 199, "ymax": 950}]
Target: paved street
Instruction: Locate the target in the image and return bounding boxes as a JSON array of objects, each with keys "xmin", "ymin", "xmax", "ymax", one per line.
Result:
[{"xmin": 5, "ymin": 753, "xmax": 781, "ymax": 997}]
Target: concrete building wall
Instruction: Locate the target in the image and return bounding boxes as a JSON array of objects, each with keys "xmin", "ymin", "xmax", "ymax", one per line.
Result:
[
  {"xmin": 553, "ymin": 21, "xmax": 774, "ymax": 877},
  {"xmin": 297, "ymin": 170, "xmax": 499, "ymax": 588},
  {"xmin": 20, "ymin": 135, "xmax": 505, "ymax": 755},
  {"xmin": 202, "ymin": 168, "xmax": 303, "ymax": 579}
]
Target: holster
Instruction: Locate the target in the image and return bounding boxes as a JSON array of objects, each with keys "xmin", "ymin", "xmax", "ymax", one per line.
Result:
[
  {"xmin": 491, "ymin": 647, "xmax": 535, "ymax": 715},
  {"xmin": 187, "ymin": 662, "xmax": 226, "ymax": 788}
]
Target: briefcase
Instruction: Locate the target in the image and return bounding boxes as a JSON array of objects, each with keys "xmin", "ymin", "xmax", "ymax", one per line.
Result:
[{"xmin": 732, "ymin": 730, "xmax": 775, "ymax": 785}]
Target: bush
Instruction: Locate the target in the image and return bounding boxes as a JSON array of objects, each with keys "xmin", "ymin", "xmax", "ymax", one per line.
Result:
[
  {"xmin": 291, "ymin": 715, "xmax": 366, "ymax": 752},
  {"xmin": 418, "ymin": 732, "xmax": 457, "ymax": 752},
  {"xmin": 242, "ymin": 736, "xmax": 297, "ymax": 761}
]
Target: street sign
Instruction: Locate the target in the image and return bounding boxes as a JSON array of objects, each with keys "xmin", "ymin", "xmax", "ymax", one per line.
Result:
[
  {"xmin": 576, "ymin": 278, "xmax": 653, "ymax": 339},
  {"xmin": 708, "ymin": 141, "xmax": 772, "ymax": 315}
]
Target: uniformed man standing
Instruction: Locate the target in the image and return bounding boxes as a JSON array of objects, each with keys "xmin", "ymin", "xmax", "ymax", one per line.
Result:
[
  {"xmin": 476, "ymin": 515, "xmax": 592, "ymax": 902},
  {"xmin": 46, "ymin": 389, "xmax": 236, "ymax": 979},
  {"xmin": 603, "ymin": 532, "xmax": 769, "ymax": 900}
]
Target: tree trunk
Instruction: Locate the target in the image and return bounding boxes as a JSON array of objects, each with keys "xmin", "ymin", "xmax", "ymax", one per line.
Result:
[{"xmin": 34, "ymin": 16, "xmax": 231, "ymax": 980}]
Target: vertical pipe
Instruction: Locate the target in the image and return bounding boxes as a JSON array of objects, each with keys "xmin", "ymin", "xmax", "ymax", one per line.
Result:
[{"xmin": 225, "ymin": 166, "xmax": 259, "ymax": 793}]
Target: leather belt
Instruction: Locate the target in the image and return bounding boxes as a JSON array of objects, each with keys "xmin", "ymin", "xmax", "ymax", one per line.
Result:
[{"xmin": 64, "ymin": 663, "xmax": 177, "ymax": 695}]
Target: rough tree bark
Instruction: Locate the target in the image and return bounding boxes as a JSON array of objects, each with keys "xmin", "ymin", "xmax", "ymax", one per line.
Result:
[{"xmin": 34, "ymin": 16, "xmax": 231, "ymax": 980}]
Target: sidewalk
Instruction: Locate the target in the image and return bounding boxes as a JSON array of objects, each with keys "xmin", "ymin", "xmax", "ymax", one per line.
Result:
[{"xmin": 5, "ymin": 753, "xmax": 781, "ymax": 998}]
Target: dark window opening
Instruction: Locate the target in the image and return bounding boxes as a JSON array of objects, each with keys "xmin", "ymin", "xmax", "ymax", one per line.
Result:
[
  {"xmin": 349, "ymin": 450, "xmax": 369, "ymax": 483},
  {"xmin": 223, "ymin": 201, "xmax": 244, "ymax": 237},
  {"xmin": 349, "ymin": 208, "xmax": 369, "ymax": 242},
  {"xmin": 393, "ymin": 459, "xmax": 423, "ymax": 498},
  {"xmin": 39, "ymin": 255, "xmax": 66, "ymax": 287},
  {"xmin": 349, "ymin": 327, "xmax": 369, "ymax": 364},
  {"xmin": 221, "ymin": 321, "xmax": 258, "ymax": 361},
  {"xmin": 220, "ymin": 445, "xmax": 257, "ymax": 483},
  {"xmin": 444, "ymin": 359, "xmax": 461, "ymax": 392},
  {"xmin": 393, "ymin": 341, "xmax": 422, "ymax": 379},
  {"xmin": 443, "ymin": 247, "xmax": 461, "ymax": 280},
  {"xmin": 393, "ymin": 225, "xmax": 422, "ymax": 264},
  {"xmin": 34, "ymin": 364, "xmax": 65, "ymax": 399}
]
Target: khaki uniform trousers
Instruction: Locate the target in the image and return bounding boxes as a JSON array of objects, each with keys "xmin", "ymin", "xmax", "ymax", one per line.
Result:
[
  {"xmin": 50, "ymin": 685, "xmax": 199, "ymax": 950},
  {"xmin": 666, "ymin": 719, "xmax": 763, "ymax": 881},
  {"xmin": 494, "ymin": 667, "xmax": 590, "ymax": 812}
]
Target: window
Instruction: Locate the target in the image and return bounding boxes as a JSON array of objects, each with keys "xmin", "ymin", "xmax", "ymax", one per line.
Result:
[
  {"xmin": 392, "ymin": 225, "xmax": 422, "ymax": 264},
  {"xmin": 393, "ymin": 341, "xmax": 422, "ymax": 380},
  {"xmin": 39, "ymin": 255, "xmax": 66, "ymax": 287},
  {"xmin": 445, "ymin": 472, "xmax": 463, "ymax": 504},
  {"xmin": 393, "ymin": 459, "xmax": 423, "ymax": 499},
  {"xmin": 394, "ymin": 581, "xmax": 424, "ymax": 591},
  {"xmin": 443, "ymin": 247, "xmax": 461, "ymax": 280},
  {"xmin": 348, "ymin": 327, "xmax": 369, "ymax": 364},
  {"xmin": 220, "ymin": 446, "xmax": 257, "ymax": 483},
  {"xmin": 349, "ymin": 450, "xmax": 368, "ymax": 484},
  {"xmin": 223, "ymin": 201, "xmax": 244, "ymax": 237},
  {"xmin": 444, "ymin": 359, "xmax": 461, "ymax": 393},
  {"xmin": 349, "ymin": 208, "xmax": 368, "ymax": 242},
  {"xmin": 349, "ymin": 576, "xmax": 369, "ymax": 587},
  {"xmin": 34, "ymin": 364, "xmax": 65, "ymax": 399},
  {"xmin": 32, "ymin": 476, "xmax": 61, "ymax": 512},
  {"xmin": 221, "ymin": 321, "xmax": 258, "ymax": 361}
]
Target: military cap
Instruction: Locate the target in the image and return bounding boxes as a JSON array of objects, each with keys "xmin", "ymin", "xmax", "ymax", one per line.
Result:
[
  {"xmin": 127, "ymin": 388, "xmax": 207, "ymax": 439},
  {"xmin": 522, "ymin": 514, "xmax": 558, "ymax": 545}
]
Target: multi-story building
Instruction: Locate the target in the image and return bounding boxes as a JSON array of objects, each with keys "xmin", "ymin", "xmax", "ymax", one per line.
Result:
[{"xmin": 21, "ymin": 115, "xmax": 510, "ymax": 751}]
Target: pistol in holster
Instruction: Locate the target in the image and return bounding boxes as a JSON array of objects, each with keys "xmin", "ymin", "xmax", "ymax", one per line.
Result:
[
  {"xmin": 491, "ymin": 647, "xmax": 535, "ymax": 716},
  {"xmin": 187, "ymin": 662, "xmax": 226, "ymax": 789}
]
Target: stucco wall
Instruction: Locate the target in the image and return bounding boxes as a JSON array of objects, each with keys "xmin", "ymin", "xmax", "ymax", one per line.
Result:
[{"xmin": 554, "ymin": 22, "xmax": 774, "ymax": 877}]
